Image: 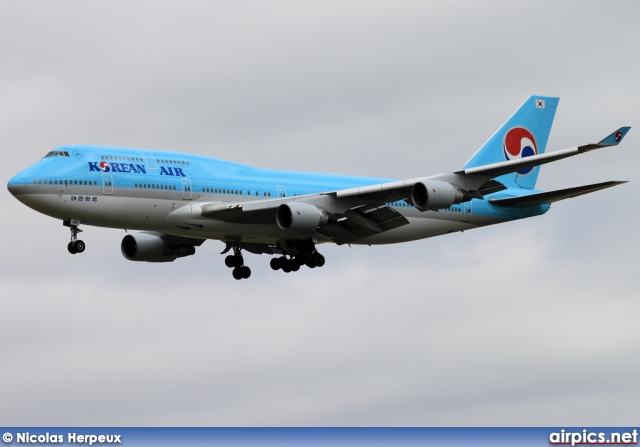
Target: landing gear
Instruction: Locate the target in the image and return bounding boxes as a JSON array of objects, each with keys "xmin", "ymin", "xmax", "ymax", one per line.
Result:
[
  {"xmin": 64, "ymin": 219, "xmax": 85, "ymax": 255},
  {"xmin": 221, "ymin": 239, "xmax": 325, "ymax": 279},
  {"xmin": 221, "ymin": 242, "xmax": 251, "ymax": 280},
  {"xmin": 270, "ymin": 256, "xmax": 302, "ymax": 273},
  {"xmin": 67, "ymin": 240, "xmax": 86, "ymax": 254},
  {"xmin": 232, "ymin": 266, "xmax": 251, "ymax": 280},
  {"xmin": 269, "ymin": 240, "xmax": 325, "ymax": 273}
]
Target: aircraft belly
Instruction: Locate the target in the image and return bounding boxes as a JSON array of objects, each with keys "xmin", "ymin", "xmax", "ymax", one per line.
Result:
[{"xmin": 16, "ymin": 191, "xmax": 177, "ymax": 231}]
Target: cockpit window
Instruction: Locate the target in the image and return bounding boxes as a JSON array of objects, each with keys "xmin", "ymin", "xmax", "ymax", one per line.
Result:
[{"xmin": 43, "ymin": 150, "xmax": 71, "ymax": 159}]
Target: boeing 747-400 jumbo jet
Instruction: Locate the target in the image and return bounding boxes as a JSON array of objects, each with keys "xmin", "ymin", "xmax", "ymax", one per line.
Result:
[{"xmin": 7, "ymin": 96, "xmax": 630, "ymax": 280}]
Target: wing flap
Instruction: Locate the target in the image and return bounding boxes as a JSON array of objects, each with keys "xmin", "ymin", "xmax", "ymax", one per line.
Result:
[{"xmin": 317, "ymin": 204, "xmax": 409, "ymax": 245}]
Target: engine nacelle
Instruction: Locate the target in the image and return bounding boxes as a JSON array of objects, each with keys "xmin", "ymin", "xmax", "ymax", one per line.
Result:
[
  {"xmin": 121, "ymin": 233, "xmax": 196, "ymax": 262},
  {"xmin": 410, "ymin": 180, "xmax": 464, "ymax": 211},
  {"xmin": 276, "ymin": 202, "xmax": 329, "ymax": 231}
]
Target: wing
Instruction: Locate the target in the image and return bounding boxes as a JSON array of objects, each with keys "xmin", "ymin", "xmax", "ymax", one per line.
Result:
[
  {"xmin": 172, "ymin": 127, "xmax": 630, "ymax": 245},
  {"xmin": 445, "ymin": 126, "xmax": 632, "ymax": 191}
]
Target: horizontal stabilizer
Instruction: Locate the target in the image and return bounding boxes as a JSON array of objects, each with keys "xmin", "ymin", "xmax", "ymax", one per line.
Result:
[{"xmin": 489, "ymin": 181, "xmax": 627, "ymax": 207}]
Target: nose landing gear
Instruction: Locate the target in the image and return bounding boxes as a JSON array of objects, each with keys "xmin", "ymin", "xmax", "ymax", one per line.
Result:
[{"xmin": 64, "ymin": 219, "xmax": 86, "ymax": 255}]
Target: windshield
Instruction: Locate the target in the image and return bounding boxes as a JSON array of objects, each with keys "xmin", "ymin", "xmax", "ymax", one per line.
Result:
[{"xmin": 43, "ymin": 150, "xmax": 71, "ymax": 159}]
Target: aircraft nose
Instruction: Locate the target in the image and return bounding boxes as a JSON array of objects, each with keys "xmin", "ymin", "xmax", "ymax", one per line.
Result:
[{"xmin": 7, "ymin": 173, "xmax": 26, "ymax": 196}]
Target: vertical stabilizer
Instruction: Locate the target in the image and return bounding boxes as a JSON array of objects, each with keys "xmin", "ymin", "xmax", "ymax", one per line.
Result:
[{"xmin": 463, "ymin": 95, "xmax": 559, "ymax": 189}]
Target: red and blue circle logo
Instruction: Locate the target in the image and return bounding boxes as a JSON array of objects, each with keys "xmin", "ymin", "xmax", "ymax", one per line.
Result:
[
  {"xmin": 614, "ymin": 131, "xmax": 623, "ymax": 142},
  {"xmin": 98, "ymin": 161, "xmax": 112, "ymax": 172},
  {"xmin": 503, "ymin": 127, "xmax": 537, "ymax": 175}
]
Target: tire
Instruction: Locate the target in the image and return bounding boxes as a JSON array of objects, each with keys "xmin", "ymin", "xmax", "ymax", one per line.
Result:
[
  {"xmin": 270, "ymin": 258, "xmax": 281, "ymax": 270},
  {"xmin": 232, "ymin": 268, "xmax": 243, "ymax": 280},
  {"xmin": 313, "ymin": 253, "xmax": 325, "ymax": 267},
  {"xmin": 73, "ymin": 240, "xmax": 86, "ymax": 253},
  {"xmin": 225, "ymin": 255, "xmax": 235, "ymax": 268},
  {"xmin": 241, "ymin": 266, "xmax": 251, "ymax": 279},
  {"xmin": 68, "ymin": 242, "xmax": 78, "ymax": 255}
]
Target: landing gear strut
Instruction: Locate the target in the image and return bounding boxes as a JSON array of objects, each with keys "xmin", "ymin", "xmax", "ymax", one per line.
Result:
[
  {"xmin": 64, "ymin": 219, "xmax": 86, "ymax": 255},
  {"xmin": 221, "ymin": 242, "xmax": 251, "ymax": 280}
]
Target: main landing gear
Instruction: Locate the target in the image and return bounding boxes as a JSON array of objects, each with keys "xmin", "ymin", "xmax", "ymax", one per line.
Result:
[
  {"xmin": 222, "ymin": 243, "xmax": 251, "ymax": 280},
  {"xmin": 270, "ymin": 241, "xmax": 325, "ymax": 274},
  {"xmin": 64, "ymin": 219, "xmax": 86, "ymax": 255},
  {"xmin": 221, "ymin": 239, "xmax": 325, "ymax": 280}
]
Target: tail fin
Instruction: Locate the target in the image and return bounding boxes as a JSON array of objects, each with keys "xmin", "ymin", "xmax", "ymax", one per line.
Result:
[{"xmin": 463, "ymin": 95, "xmax": 559, "ymax": 189}]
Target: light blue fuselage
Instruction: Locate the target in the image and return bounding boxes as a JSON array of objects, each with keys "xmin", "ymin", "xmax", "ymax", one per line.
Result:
[{"xmin": 8, "ymin": 145, "xmax": 548, "ymax": 246}]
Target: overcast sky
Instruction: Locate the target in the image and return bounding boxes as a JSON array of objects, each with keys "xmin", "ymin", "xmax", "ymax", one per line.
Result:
[{"xmin": 1, "ymin": 1, "xmax": 638, "ymax": 426}]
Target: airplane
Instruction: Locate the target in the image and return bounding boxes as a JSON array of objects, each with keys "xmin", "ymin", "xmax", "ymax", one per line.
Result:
[{"xmin": 7, "ymin": 95, "xmax": 630, "ymax": 280}]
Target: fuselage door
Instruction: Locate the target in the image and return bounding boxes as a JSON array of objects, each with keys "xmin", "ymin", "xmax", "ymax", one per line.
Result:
[
  {"xmin": 463, "ymin": 201, "xmax": 471, "ymax": 222},
  {"xmin": 182, "ymin": 178, "xmax": 192, "ymax": 200},
  {"xmin": 139, "ymin": 150, "xmax": 158, "ymax": 170},
  {"xmin": 102, "ymin": 173, "xmax": 113, "ymax": 195}
]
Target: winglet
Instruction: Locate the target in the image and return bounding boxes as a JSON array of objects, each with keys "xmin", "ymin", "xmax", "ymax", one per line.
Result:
[
  {"xmin": 597, "ymin": 126, "xmax": 631, "ymax": 146},
  {"xmin": 577, "ymin": 126, "xmax": 631, "ymax": 153}
]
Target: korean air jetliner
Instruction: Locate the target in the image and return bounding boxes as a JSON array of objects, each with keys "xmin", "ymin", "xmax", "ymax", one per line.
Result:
[{"xmin": 7, "ymin": 96, "xmax": 630, "ymax": 280}]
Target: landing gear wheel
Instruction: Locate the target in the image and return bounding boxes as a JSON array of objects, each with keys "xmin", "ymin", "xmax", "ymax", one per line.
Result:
[
  {"xmin": 65, "ymin": 219, "xmax": 84, "ymax": 255},
  {"xmin": 291, "ymin": 258, "xmax": 301, "ymax": 272},
  {"xmin": 225, "ymin": 242, "xmax": 252, "ymax": 280},
  {"xmin": 313, "ymin": 253, "xmax": 325, "ymax": 267},
  {"xmin": 270, "ymin": 258, "xmax": 281, "ymax": 271},
  {"xmin": 73, "ymin": 240, "xmax": 86, "ymax": 253}
]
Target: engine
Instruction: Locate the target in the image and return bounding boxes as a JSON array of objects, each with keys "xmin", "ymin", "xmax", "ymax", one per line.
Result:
[
  {"xmin": 276, "ymin": 202, "xmax": 329, "ymax": 231},
  {"xmin": 410, "ymin": 180, "xmax": 465, "ymax": 210},
  {"xmin": 121, "ymin": 233, "xmax": 196, "ymax": 262}
]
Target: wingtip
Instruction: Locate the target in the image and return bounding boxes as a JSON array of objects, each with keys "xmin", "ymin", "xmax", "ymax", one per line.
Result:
[{"xmin": 598, "ymin": 127, "xmax": 631, "ymax": 146}]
